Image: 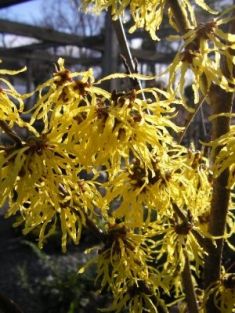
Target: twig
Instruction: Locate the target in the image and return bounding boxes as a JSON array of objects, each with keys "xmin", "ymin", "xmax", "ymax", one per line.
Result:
[
  {"xmin": 181, "ymin": 250, "xmax": 199, "ymax": 313},
  {"xmin": 179, "ymin": 94, "xmax": 207, "ymax": 144},
  {"xmin": 204, "ymin": 6, "xmax": 235, "ymax": 311},
  {"xmin": 112, "ymin": 17, "xmax": 145, "ymax": 100},
  {"xmin": 85, "ymin": 215, "xmax": 107, "ymax": 243},
  {"xmin": 172, "ymin": 202, "xmax": 214, "ymax": 253},
  {"xmin": 0, "ymin": 292, "xmax": 24, "ymax": 313},
  {"xmin": 200, "ymin": 105, "xmax": 207, "ymax": 138},
  {"xmin": 172, "ymin": 202, "xmax": 187, "ymax": 222},
  {"xmin": 0, "ymin": 121, "xmax": 22, "ymax": 147},
  {"xmin": 112, "ymin": 18, "xmax": 136, "ymax": 74},
  {"xmin": 167, "ymin": 0, "xmax": 191, "ymax": 33},
  {"xmin": 172, "ymin": 203, "xmax": 199, "ymax": 313},
  {"xmin": 120, "ymin": 53, "xmax": 140, "ymax": 90}
]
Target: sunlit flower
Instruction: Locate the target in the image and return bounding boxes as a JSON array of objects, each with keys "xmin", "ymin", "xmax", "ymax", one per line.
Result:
[
  {"xmin": 212, "ymin": 125, "xmax": 235, "ymax": 188},
  {"xmin": 147, "ymin": 201, "xmax": 210, "ymax": 286},
  {"xmin": 104, "ymin": 145, "xmax": 212, "ymax": 230},
  {"xmin": 29, "ymin": 58, "xmax": 94, "ymax": 130},
  {"xmin": 0, "ymin": 64, "xmax": 26, "ymax": 126},
  {"xmin": 64, "ymin": 85, "xmax": 180, "ymax": 169},
  {"xmin": 0, "ymin": 52, "xmax": 233, "ymax": 313},
  {"xmin": 167, "ymin": 10, "xmax": 235, "ymax": 103},
  {"xmin": 93, "ymin": 223, "xmax": 158, "ymax": 295},
  {"xmin": 0, "ymin": 121, "xmax": 101, "ymax": 251},
  {"xmin": 82, "ymin": 0, "xmax": 216, "ymax": 40},
  {"xmin": 79, "ymin": 222, "xmax": 170, "ymax": 312}
]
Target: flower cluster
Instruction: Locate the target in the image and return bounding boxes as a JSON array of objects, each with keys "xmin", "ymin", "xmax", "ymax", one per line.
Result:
[
  {"xmin": 81, "ymin": 0, "xmax": 216, "ymax": 40},
  {"xmin": 168, "ymin": 8, "xmax": 235, "ymax": 103},
  {"xmin": 212, "ymin": 125, "xmax": 235, "ymax": 188},
  {"xmin": 204, "ymin": 271, "xmax": 235, "ymax": 313},
  {"xmin": 1, "ymin": 5, "xmax": 235, "ymax": 306},
  {"xmin": 0, "ymin": 59, "xmax": 215, "ymax": 311}
]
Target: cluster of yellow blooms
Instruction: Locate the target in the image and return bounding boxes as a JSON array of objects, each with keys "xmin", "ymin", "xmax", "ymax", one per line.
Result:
[
  {"xmin": 82, "ymin": 0, "xmax": 216, "ymax": 40},
  {"xmin": 168, "ymin": 9, "xmax": 235, "ymax": 103},
  {"xmin": 0, "ymin": 0, "xmax": 235, "ymax": 312}
]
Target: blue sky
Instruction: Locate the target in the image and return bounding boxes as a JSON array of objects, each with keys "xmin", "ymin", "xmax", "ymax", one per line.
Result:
[
  {"xmin": 0, "ymin": 0, "xmax": 105, "ymax": 48},
  {"xmin": 0, "ymin": 0, "xmax": 50, "ymax": 24},
  {"xmin": 0, "ymin": 0, "xmax": 232, "ymax": 25}
]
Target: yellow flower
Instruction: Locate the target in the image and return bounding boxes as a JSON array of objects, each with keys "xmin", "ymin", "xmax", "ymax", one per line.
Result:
[
  {"xmin": 104, "ymin": 145, "xmax": 212, "ymax": 230},
  {"xmin": 104, "ymin": 156, "xmax": 175, "ymax": 226},
  {"xmin": 82, "ymin": 0, "xmax": 216, "ymax": 40},
  {"xmin": 0, "ymin": 63, "xmax": 26, "ymax": 126},
  {"xmin": 80, "ymin": 222, "xmax": 170, "ymax": 312},
  {"xmin": 212, "ymin": 125, "xmax": 235, "ymax": 188},
  {"xmin": 101, "ymin": 280, "xmax": 165, "ymax": 313},
  {"xmin": 203, "ymin": 270, "xmax": 235, "ymax": 313},
  {"xmin": 94, "ymin": 223, "xmax": 157, "ymax": 294},
  {"xmin": 26, "ymin": 58, "xmax": 182, "ymax": 171},
  {"xmin": 1, "ymin": 121, "xmax": 101, "ymax": 252},
  {"xmin": 173, "ymin": 148, "xmax": 212, "ymax": 233},
  {"xmin": 168, "ymin": 10, "xmax": 235, "ymax": 103},
  {"xmin": 29, "ymin": 58, "xmax": 94, "ymax": 130},
  {"xmin": 148, "ymin": 207, "xmax": 207, "ymax": 290},
  {"xmin": 64, "ymin": 85, "xmax": 180, "ymax": 169}
]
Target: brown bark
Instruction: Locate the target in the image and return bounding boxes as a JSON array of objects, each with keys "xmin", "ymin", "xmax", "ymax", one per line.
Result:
[{"xmin": 168, "ymin": 1, "xmax": 234, "ymax": 313}]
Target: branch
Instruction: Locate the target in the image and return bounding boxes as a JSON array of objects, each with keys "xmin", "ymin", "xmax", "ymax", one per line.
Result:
[
  {"xmin": 172, "ymin": 202, "xmax": 187, "ymax": 221},
  {"xmin": 172, "ymin": 203, "xmax": 199, "ymax": 313},
  {"xmin": 204, "ymin": 87, "xmax": 233, "ymax": 313},
  {"xmin": 0, "ymin": 121, "xmax": 22, "ymax": 147},
  {"xmin": 112, "ymin": 17, "xmax": 145, "ymax": 99},
  {"xmin": 167, "ymin": 0, "xmax": 191, "ymax": 33},
  {"xmin": 179, "ymin": 94, "xmax": 207, "ymax": 144},
  {"xmin": 181, "ymin": 250, "xmax": 199, "ymax": 313},
  {"xmin": 85, "ymin": 215, "xmax": 107, "ymax": 243},
  {"xmin": 112, "ymin": 18, "xmax": 136, "ymax": 74},
  {"xmin": 167, "ymin": 2, "xmax": 234, "ymax": 313},
  {"xmin": 203, "ymin": 6, "xmax": 235, "ymax": 311},
  {"xmin": 0, "ymin": 292, "xmax": 24, "ymax": 313},
  {"xmin": 172, "ymin": 203, "xmax": 214, "ymax": 255}
]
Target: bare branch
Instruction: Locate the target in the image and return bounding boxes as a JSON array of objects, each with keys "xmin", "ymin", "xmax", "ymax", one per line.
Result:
[{"xmin": 0, "ymin": 121, "xmax": 22, "ymax": 147}]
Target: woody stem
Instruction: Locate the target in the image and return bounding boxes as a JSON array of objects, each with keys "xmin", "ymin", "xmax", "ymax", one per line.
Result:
[
  {"xmin": 112, "ymin": 17, "xmax": 145, "ymax": 99},
  {"xmin": 0, "ymin": 121, "xmax": 22, "ymax": 147},
  {"xmin": 182, "ymin": 250, "xmax": 199, "ymax": 313}
]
